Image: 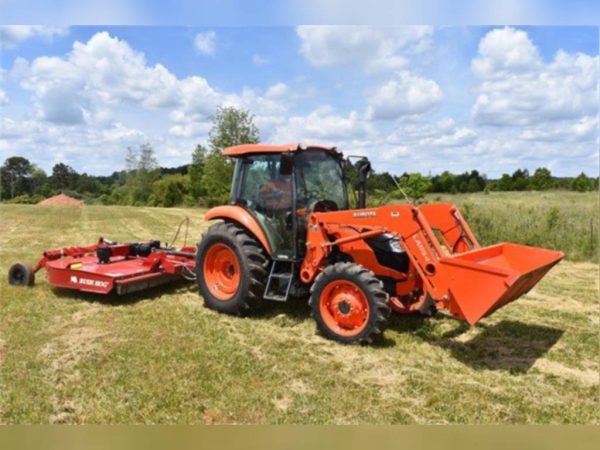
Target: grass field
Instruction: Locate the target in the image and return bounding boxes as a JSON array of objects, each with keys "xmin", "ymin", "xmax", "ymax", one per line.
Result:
[
  {"xmin": 427, "ymin": 191, "xmax": 598, "ymax": 262},
  {"xmin": 0, "ymin": 194, "xmax": 598, "ymax": 424}
]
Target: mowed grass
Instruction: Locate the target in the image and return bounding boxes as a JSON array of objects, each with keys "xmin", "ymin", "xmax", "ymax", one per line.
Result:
[{"xmin": 0, "ymin": 199, "xmax": 598, "ymax": 424}]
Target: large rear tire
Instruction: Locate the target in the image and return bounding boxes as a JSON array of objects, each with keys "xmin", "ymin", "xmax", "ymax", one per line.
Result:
[
  {"xmin": 197, "ymin": 222, "xmax": 269, "ymax": 315},
  {"xmin": 309, "ymin": 262, "xmax": 390, "ymax": 344}
]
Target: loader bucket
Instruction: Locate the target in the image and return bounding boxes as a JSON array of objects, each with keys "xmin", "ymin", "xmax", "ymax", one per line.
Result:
[{"xmin": 438, "ymin": 243, "xmax": 564, "ymax": 325}]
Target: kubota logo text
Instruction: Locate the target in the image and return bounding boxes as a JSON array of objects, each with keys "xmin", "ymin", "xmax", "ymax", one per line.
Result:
[{"xmin": 352, "ymin": 211, "xmax": 376, "ymax": 218}]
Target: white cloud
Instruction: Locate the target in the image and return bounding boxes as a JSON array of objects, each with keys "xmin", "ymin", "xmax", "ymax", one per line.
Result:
[
  {"xmin": 0, "ymin": 25, "xmax": 68, "ymax": 48},
  {"xmin": 13, "ymin": 31, "xmax": 295, "ymax": 139},
  {"xmin": 269, "ymin": 106, "xmax": 375, "ymax": 144},
  {"xmin": 4, "ymin": 31, "xmax": 297, "ymax": 169},
  {"xmin": 194, "ymin": 31, "xmax": 216, "ymax": 56},
  {"xmin": 14, "ymin": 32, "xmax": 219, "ymax": 126},
  {"xmin": 0, "ymin": 89, "xmax": 8, "ymax": 105},
  {"xmin": 296, "ymin": 26, "xmax": 433, "ymax": 73},
  {"xmin": 518, "ymin": 116, "xmax": 598, "ymax": 143},
  {"xmin": 0, "ymin": 117, "xmax": 150, "ymax": 174},
  {"xmin": 386, "ymin": 118, "xmax": 477, "ymax": 148},
  {"xmin": 252, "ymin": 53, "xmax": 269, "ymax": 65},
  {"xmin": 471, "ymin": 27, "xmax": 541, "ymax": 78},
  {"xmin": 472, "ymin": 27, "xmax": 598, "ymax": 127},
  {"xmin": 265, "ymin": 82, "xmax": 289, "ymax": 98},
  {"xmin": 367, "ymin": 72, "xmax": 443, "ymax": 120},
  {"xmin": 463, "ymin": 27, "xmax": 599, "ymax": 176}
]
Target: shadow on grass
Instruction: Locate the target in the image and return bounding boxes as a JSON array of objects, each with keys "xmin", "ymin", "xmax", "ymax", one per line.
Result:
[
  {"xmin": 50, "ymin": 284, "xmax": 563, "ymax": 371},
  {"xmin": 253, "ymin": 296, "xmax": 311, "ymax": 324},
  {"xmin": 385, "ymin": 314, "xmax": 564, "ymax": 371},
  {"xmin": 434, "ymin": 319, "xmax": 563, "ymax": 372},
  {"xmin": 50, "ymin": 280, "xmax": 196, "ymax": 307}
]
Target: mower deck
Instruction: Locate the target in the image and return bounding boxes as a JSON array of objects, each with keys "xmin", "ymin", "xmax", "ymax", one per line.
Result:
[{"xmin": 8, "ymin": 238, "xmax": 197, "ymax": 296}]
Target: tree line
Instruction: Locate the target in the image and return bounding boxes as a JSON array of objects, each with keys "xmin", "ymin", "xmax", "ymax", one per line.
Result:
[{"xmin": 1, "ymin": 106, "xmax": 597, "ymax": 206}]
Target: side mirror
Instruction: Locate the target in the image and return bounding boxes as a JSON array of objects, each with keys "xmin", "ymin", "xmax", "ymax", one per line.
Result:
[
  {"xmin": 280, "ymin": 153, "xmax": 294, "ymax": 176},
  {"xmin": 354, "ymin": 157, "xmax": 372, "ymax": 178}
]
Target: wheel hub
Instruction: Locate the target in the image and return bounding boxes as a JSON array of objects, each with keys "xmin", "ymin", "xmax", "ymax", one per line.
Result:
[
  {"xmin": 319, "ymin": 280, "xmax": 370, "ymax": 336},
  {"xmin": 338, "ymin": 300, "xmax": 351, "ymax": 315},
  {"xmin": 203, "ymin": 243, "xmax": 241, "ymax": 301}
]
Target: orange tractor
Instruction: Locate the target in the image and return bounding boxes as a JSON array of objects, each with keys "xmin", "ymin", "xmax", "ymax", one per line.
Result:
[{"xmin": 196, "ymin": 144, "xmax": 563, "ymax": 344}]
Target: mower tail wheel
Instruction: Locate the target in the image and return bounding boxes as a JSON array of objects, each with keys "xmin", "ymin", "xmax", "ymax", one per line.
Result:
[
  {"xmin": 8, "ymin": 262, "xmax": 35, "ymax": 287},
  {"xmin": 309, "ymin": 262, "xmax": 390, "ymax": 345}
]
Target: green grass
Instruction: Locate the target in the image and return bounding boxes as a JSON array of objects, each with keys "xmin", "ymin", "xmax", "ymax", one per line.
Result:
[
  {"xmin": 0, "ymin": 198, "xmax": 598, "ymax": 424},
  {"xmin": 426, "ymin": 191, "xmax": 599, "ymax": 262}
]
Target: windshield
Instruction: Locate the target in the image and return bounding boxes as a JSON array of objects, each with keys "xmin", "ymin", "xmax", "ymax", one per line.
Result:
[{"xmin": 295, "ymin": 150, "xmax": 348, "ymax": 210}]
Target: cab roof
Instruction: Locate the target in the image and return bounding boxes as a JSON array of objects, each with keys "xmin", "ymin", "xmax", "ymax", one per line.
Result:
[{"xmin": 222, "ymin": 143, "xmax": 337, "ymax": 157}]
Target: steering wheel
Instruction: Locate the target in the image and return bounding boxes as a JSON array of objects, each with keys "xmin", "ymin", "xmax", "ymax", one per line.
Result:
[{"xmin": 309, "ymin": 199, "xmax": 339, "ymax": 213}]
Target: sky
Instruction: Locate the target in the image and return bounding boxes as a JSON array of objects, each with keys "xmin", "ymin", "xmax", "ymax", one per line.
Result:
[{"xmin": 0, "ymin": 24, "xmax": 598, "ymax": 177}]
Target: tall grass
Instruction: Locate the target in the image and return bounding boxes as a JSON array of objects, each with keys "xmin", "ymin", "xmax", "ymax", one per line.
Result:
[{"xmin": 427, "ymin": 191, "xmax": 598, "ymax": 262}]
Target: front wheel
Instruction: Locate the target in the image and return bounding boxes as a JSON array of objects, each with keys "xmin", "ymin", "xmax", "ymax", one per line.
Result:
[
  {"xmin": 309, "ymin": 262, "xmax": 390, "ymax": 344},
  {"xmin": 196, "ymin": 222, "xmax": 269, "ymax": 315}
]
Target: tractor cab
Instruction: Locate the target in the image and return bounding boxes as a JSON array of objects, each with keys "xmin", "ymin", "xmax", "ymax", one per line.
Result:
[{"xmin": 228, "ymin": 144, "xmax": 348, "ymax": 259}]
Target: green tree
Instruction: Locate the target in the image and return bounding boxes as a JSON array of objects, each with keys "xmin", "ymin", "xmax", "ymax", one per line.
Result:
[
  {"xmin": 493, "ymin": 173, "xmax": 513, "ymax": 191},
  {"xmin": 201, "ymin": 152, "xmax": 236, "ymax": 206},
  {"xmin": 366, "ymin": 171, "xmax": 396, "ymax": 192},
  {"xmin": 468, "ymin": 170, "xmax": 486, "ymax": 191},
  {"xmin": 431, "ymin": 171, "xmax": 456, "ymax": 193},
  {"xmin": 150, "ymin": 174, "xmax": 190, "ymax": 207},
  {"xmin": 208, "ymin": 106, "xmax": 260, "ymax": 151},
  {"xmin": 125, "ymin": 143, "xmax": 159, "ymax": 205},
  {"xmin": 393, "ymin": 173, "xmax": 432, "ymax": 203},
  {"xmin": 189, "ymin": 144, "xmax": 207, "ymax": 200},
  {"xmin": 201, "ymin": 106, "xmax": 260, "ymax": 206},
  {"xmin": 511, "ymin": 169, "xmax": 530, "ymax": 191},
  {"xmin": 530, "ymin": 167, "xmax": 555, "ymax": 190},
  {"xmin": 0, "ymin": 156, "xmax": 34, "ymax": 199},
  {"xmin": 570, "ymin": 172, "xmax": 595, "ymax": 192},
  {"xmin": 31, "ymin": 166, "xmax": 48, "ymax": 196},
  {"xmin": 50, "ymin": 163, "xmax": 79, "ymax": 191},
  {"xmin": 466, "ymin": 178, "xmax": 480, "ymax": 193}
]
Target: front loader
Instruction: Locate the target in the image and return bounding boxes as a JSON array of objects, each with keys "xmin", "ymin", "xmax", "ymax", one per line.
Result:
[{"xmin": 196, "ymin": 144, "xmax": 563, "ymax": 344}]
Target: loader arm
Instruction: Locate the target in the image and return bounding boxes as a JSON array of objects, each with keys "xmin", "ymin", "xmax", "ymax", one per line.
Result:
[
  {"xmin": 301, "ymin": 204, "xmax": 450, "ymax": 299},
  {"xmin": 301, "ymin": 203, "xmax": 564, "ymax": 325}
]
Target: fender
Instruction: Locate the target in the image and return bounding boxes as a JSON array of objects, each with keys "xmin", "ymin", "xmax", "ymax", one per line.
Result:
[{"xmin": 204, "ymin": 205, "xmax": 272, "ymax": 255}]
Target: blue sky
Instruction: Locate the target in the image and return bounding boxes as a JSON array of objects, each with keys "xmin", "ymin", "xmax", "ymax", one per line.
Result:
[
  {"xmin": 1, "ymin": 1, "xmax": 599, "ymax": 26},
  {"xmin": 0, "ymin": 24, "xmax": 598, "ymax": 177}
]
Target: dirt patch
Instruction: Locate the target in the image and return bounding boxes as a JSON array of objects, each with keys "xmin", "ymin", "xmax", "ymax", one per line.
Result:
[
  {"xmin": 37, "ymin": 194, "xmax": 85, "ymax": 206},
  {"xmin": 289, "ymin": 379, "xmax": 314, "ymax": 395},
  {"xmin": 272, "ymin": 395, "xmax": 293, "ymax": 412},
  {"xmin": 533, "ymin": 359, "xmax": 599, "ymax": 387}
]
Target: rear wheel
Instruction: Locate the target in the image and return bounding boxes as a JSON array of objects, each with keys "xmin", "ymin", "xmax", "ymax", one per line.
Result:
[
  {"xmin": 309, "ymin": 262, "xmax": 390, "ymax": 344},
  {"xmin": 197, "ymin": 222, "xmax": 269, "ymax": 315},
  {"xmin": 8, "ymin": 262, "xmax": 35, "ymax": 287}
]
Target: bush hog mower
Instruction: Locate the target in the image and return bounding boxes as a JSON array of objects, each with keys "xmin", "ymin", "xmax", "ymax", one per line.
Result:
[
  {"xmin": 9, "ymin": 144, "xmax": 564, "ymax": 344},
  {"xmin": 9, "ymin": 237, "xmax": 197, "ymax": 295}
]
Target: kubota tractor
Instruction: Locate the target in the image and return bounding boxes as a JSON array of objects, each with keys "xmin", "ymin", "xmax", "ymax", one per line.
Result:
[{"xmin": 196, "ymin": 143, "xmax": 563, "ymax": 344}]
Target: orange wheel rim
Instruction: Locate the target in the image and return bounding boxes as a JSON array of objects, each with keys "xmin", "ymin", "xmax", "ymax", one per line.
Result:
[
  {"xmin": 203, "ymin": 243, "xmax": 241, "ymax": 301},
  {"xmin": 319, "ymin": 280, "xmax": 370, "ymax": 337}
]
